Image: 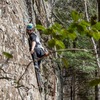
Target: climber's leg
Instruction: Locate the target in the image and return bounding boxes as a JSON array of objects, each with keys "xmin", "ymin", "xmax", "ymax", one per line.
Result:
[
  {"xmin": 34, "ymin": 47, "xmax": 45, "ymax": 68},
  {"xmin": 35, "ymin": 68, "xmax": 42, "ymax": 92}
]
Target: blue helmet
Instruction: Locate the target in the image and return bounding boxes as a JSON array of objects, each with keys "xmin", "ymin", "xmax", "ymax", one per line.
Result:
[{"xmin": 26, "ymin": 23, "xmax": 34, "ymax": 30}]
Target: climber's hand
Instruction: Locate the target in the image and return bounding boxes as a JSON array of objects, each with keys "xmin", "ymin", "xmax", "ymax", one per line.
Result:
[
  {"xmin": 45, "ymin": 52, "xmax": 49, "ymax": 56},
  {"xmin": 30, "ymin": 49, "xmax": 34, "ymax": 54}
]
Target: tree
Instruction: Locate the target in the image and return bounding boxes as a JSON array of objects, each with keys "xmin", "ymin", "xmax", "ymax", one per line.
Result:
[{"xmin": 36, "ymin": 0, "xmax": 100, "ymax": 99}]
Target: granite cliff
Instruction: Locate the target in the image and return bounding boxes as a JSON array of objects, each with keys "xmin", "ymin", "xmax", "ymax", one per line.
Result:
[{"xmin": 0, "ymin": 0, "xmax": 57, "ymax": 100}]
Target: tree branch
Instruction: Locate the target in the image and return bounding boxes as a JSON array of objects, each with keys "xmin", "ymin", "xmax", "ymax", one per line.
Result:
[
  {"xmin": 17, "ymin": 61, "xmax": 33, "ymax": 83},
  {"xmin": 50, "ymin": 48, "xmax": 89, "ymax": 53},
  {"xmin": 52, "ymin": 11, "xmax": 65, "ymax": 25}
]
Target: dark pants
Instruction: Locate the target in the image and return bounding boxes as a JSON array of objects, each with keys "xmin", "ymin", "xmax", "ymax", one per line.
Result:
[{"xmin": 31, "ymin": 47, "xmax": 45, "ymax": 69}]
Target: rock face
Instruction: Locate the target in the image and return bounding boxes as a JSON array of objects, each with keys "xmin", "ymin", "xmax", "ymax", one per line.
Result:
[{"xmin": 0, "ymin": 0, "xmax": 55, "ymax": 100}]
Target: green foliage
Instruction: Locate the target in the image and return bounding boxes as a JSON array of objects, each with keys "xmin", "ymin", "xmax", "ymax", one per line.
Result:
[
  {"xmin": 36, "ymin": 25, "xmax": 46, "ymax": 31},
  {"xmin": 52, "ymin": 0, "xmax": 98, "ymax": 99},
  {"xmin": 89, "ymin": 22, "xmax": 100, "ymax": 40},
  {"xmin": 48, "ymin": 39, "xmax": 56, "ymax": 48},
  {"xmin": 92, "ymin": 22, "xmax": 100, "ymax": 30},
  {"xmin": 63, "ymin": 51, "xmax": 97, "ymax": 73},
  {"xmin": 92, "ymin": 31, "xmax": 100, "ymax": 41},
  {"xmin": 36, "ymin": 11, "xmax": 100, "ymax": 48},
  {"xmin": 89, "ymin": 79, "xmax": 100, "ymax": 86},
  {"xmin": 62, "ymin": 57, "xmax": 69, "ymax": 68},
  {"xmin": 71, "ymin": 11, "xmax": 82, "ymax": 22},
  {"xmin": 55, "ymin": 39, "xmax": 65, "ymax": 49},
  {"xmin": 36, "ymin": 10, "xmax": 99, "ymax": 90},
  {"xmin": 37, "ymin": 23, "xmax": 66, "ymax": 49},
  {"xmin": 48, "ymin": 39, "xmax": 65, "ymax": 49},
  {"xmin": 3, "ymin": 52, "xmax": 13, "ymax": 58}
]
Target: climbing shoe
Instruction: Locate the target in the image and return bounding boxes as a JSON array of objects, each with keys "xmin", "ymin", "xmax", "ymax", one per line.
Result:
[
  {"xmin": 35, "ymin": 66, "xmax": 41, "ymax": 72},
  {"xmin": 34, "ymin": 65, "xmax": 39, "ymax": 69}
]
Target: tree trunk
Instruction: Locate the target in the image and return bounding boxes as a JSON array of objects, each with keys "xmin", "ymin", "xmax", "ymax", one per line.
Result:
[
  {"xmin": 97, "ymin": 0, "xmax": 100, "ymax": 57},
  {"xmin": 84, "ymin": 0, "xmax": 100, "ymax": 100},
  {"xmin": 56, "ymin": 64, "xmax": 63, "ymax": 100},
  {"xmin": 70, "ymin": 84, "xmax": 73, "ymax": 100},
  {"xmin": 95, "ymin": 71, "xmax": 99, "ymax": 100},
  {"xmin": 72, "ymin": 73, "xmax": 76, "ymax": 100},
  {"xmin": 96, "ymin": 0, "xmax": 100, "ymax": 100}
]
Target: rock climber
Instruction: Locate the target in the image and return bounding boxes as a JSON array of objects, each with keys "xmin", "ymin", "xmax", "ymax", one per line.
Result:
[
  {"xmin": 26, "ymin": 23, "xmax": 48, "ymax": 70},
  {"xmin": 26, "ymin": 23, "xmax": 49, "ymax": 92}
]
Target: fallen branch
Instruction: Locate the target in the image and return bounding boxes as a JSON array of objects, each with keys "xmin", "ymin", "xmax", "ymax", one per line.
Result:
[
  {"xmin": 37, "ymin": 48, "xmax": 92, "ymax": 61},
  {"xmin": 50, "ymin": 48, "xmax": 90, "ymax": 53},
  {"xmin": 0, "ymin": 76, "xmax": 13, "ymax": 80},
  {"xmin": 17, "ymin": 61, "xmax": 33, "ymax": 83}
]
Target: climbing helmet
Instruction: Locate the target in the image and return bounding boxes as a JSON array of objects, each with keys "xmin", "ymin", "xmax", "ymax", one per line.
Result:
[{"xmin": 26, "ymin": 23, "xmax": 34, "ymax": 30}]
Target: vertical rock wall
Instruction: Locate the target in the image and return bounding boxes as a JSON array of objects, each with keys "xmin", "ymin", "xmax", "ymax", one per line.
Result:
[
  {"xmin": 0, "ymin": 0, "xmax": 42, "ymax": 99},
  {"xmin": 0, "ymin": 0, "xmax": 56, "ymax": 100}
]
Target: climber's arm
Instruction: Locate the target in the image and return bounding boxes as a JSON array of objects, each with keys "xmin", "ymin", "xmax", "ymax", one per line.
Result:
[{"xmin": 30, "ymin": 41, "xmax": 36, "ymax": 54}]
